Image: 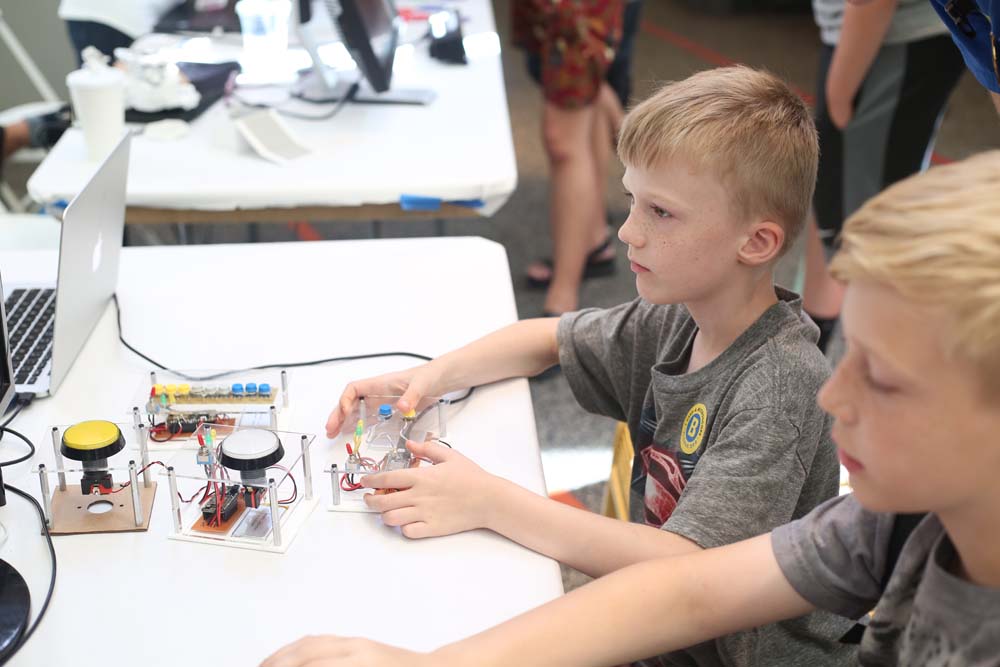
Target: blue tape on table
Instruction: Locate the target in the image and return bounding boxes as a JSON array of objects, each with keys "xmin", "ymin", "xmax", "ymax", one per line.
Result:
[{"xmin": 399, "ymin": 195, "xmax": 484, "ymax": 211}]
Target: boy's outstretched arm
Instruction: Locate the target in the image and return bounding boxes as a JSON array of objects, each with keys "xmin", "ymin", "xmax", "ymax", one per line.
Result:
[
  {"xmin": 260, "ymin": 534, "xmax": 814, "ymax": 667},
  {"xmin": 364, "ymin": 441, "xmax": 702, "ymax": 576},
  {"xmin": 326, "ymin": 318, "xmax": 560, "ymax": 437}
]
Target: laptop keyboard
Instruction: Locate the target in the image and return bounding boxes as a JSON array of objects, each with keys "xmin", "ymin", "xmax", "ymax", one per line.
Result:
[{"xmin": 5, "ymin": 288, "xmax": 55, "ymax": 385}]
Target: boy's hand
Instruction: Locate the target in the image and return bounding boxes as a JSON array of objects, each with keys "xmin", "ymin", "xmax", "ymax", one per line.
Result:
[
  {"xmin": 325, "ymin": 365, "xmax": 442, "ymax": 437},
  {"xmin": 362, "ymin": 440, "xmax": 501, "ymax": 538},
  {"xmin": 260, "ymin": 635, "xmax": 436, "ymax": 667}
]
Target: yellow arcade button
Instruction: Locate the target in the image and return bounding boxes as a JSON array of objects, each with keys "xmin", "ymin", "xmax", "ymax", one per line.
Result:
[
  {"xmin": 402, "ymin": 409, "xmax": 416, "ymax": 419},
  {"xmin": 63, "ymin": 420, "xmax": 122, "ymax": 451}
]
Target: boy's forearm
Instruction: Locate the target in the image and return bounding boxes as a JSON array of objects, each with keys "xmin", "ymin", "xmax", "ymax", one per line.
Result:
[
  {"xmin": 429, "ymin": 318, "xmax": 560, "ymax": 392},
  {"xmin": 484, "ymin": 477, "xmax": 701, "ymax": 578},
  {"xmin": 432, "ymin": 535, "xmax": 813, "ymax": 667},
  {"xmin": 828, "ymin": 0, "xmax": 898, "ymax": 99}
]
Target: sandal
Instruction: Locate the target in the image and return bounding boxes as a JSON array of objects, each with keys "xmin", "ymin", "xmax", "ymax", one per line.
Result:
[{"xmin": 525, "ymin": 236, "xmax": 617, "ymax": 289}]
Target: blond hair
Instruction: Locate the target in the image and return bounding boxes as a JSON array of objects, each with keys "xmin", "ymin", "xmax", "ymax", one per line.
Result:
[
  {"xmin": 831, "ymin": 150, "xmax": 1000, "ymax": 396},
  {"xmin": 617, "ymin": 66, "xmax": 818, "ymax": 253}
]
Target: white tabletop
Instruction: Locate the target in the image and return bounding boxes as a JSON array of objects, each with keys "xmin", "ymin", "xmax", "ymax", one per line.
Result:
[
  {"xmin": 0, "ymin": 237, "xmax": 561, "ymax": 666},
  {"xmin": 26, "ymin": 1, "xmax": 516, "ymax": 217}
]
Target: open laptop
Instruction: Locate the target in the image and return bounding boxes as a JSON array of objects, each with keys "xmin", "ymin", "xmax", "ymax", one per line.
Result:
[{"xmin": 2, "ymin": 133, "xmax": 130, "ymax": 396}]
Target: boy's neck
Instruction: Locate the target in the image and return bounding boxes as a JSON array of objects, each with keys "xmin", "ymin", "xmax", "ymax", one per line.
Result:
[
  {"xmin": 938, "ymin": 488, "xmax": 1000, "ymax": 588},
  {"xmin": 684, "ymin": 271, "xmax": 778, "ymax": 374}
]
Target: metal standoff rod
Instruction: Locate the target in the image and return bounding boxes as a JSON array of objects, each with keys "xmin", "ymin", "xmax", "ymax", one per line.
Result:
[
  {"xmin": 281, "ymin": 370, "xmax": 289, "ymax": 408},
  {"xmin": 150, "ymin": 371, "xmax": 157, "ymax": 386},
  {"xmin": 438, "ymin": 400, "xmax": 448, "ymax": 438},
  {"xmin": 300, "ymin": 435, "xmax": 313, "ymax": 500},
  {"xmin": 128, "ymin": 461, "xmax": 142, "ymax": 527},
  {"xmin": 167, "ymin": 466, "xmax": 182, "ymax": 533},
  {"xmin": 268, "ymin": 478, "xmax": 282, "ymax": 547},
  {"xmin": 330, "ymin": 464, "xmax": 341, "ymax": 505},
  {"xmin": 359, "ymin": 397, "xmax": 367, "ymax": 424},
  {"xmin": 138, "ymin": 423, "xmax": 151, "ymax": 487},
  {"xmin": 37, "ymin": 464, "xmax": 52, "ymax": 528},
  {"xmin": 269, "ymin": 405, "xmax": 277, "ymax": 430},
  {"xmin": 50, "ymin": 426, "xmax": 66, "ymax": 491}
]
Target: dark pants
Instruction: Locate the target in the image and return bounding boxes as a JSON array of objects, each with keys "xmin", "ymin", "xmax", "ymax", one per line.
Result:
[
  {"xmin": 813, "ymin": 34, "xmax": 965, "ymax": 255},
  {"xmin": 65, "ymin": 20, "xmax": 134, "ymax": 66}
]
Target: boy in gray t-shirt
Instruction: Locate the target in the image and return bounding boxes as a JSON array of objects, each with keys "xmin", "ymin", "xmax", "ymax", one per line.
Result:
[
  {"xmin": 262, "ymin": 138, "xmax": 1000, "ymax": 667},
  {"xmin": 286, "ymin": 67, "xmax": 853, "ymax": 666}
]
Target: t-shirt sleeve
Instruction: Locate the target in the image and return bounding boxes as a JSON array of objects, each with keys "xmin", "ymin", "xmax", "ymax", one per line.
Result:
[
  {"xmin": 557, "ymin": 301, "xmax": 645, "ymax": 422},
  {"xmin": 663, "ymin": 407, "xmax": 813, "ymax": 548},
  {"xmin": 771, "ymin": 494, "xmax": 895, "ymax": 620}
]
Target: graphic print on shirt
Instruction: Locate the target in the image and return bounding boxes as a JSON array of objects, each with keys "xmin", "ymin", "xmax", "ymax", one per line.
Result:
[{"xmin": 631, "ymin": 401, "xmax": 709, "ymax": 526}]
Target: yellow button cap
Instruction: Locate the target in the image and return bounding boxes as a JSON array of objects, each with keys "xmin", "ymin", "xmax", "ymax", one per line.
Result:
[{"xmin": 63, "ymin": 420, "xmax": 121, "ymax": 450}]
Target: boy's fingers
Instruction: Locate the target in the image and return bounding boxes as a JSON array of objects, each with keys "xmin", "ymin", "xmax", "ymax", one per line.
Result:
[
  {"xmin": 363, "ymin": 489, "xmax": 413, "ymax": 513},
  {"xmin": 380, "ymin": 506, "xmax": 423, "ymax": 528},
  {"xmin": 362, "ymin": 469, "xmax": 419, "ymax": 490},
  {"xmin": 407, "ymin": 439, "xmax": 454, "ymax": 464},
  {"xmin": 261, "ymin": 636, "xmax": 349, "ymax": 667},
  {"xmin": 400, "ymin": 522, "xmax": 432, "ymax": 539},
  {"xmin": 326, "ymin": 385, "xmax": 359, "ymax": 436}
]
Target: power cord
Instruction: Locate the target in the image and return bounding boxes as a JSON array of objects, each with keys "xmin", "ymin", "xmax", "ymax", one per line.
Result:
[
  {"xmin": 0, "ymin": 424, "xmax": 56, "ymax": 665},
  {"xmin": 111, "ymin": 294, "xmax": 475, "ymax": 403},
  {"xmin": 231, "ymin": 82, "xmax": 361, "ymax": 122}
]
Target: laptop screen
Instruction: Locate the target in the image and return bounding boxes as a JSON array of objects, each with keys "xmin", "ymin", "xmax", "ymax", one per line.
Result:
[{"xmin": 0, "ymin": 272, "xmax": 15, "ymax": 417}]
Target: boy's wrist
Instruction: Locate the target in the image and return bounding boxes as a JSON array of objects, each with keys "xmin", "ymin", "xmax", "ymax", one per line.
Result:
[{"xmin": 479, "ymin": 475, "xmax": 525, "ymax": 534}]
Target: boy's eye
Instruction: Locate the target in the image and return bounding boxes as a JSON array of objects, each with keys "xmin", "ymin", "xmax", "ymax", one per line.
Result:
[
  {"xmin": 651, "ymin": 205, "xmax": 672, "ymax": 219},
  {"xmin": 624, "ymin": 191, "xmax": 635, "ymax": 207}
]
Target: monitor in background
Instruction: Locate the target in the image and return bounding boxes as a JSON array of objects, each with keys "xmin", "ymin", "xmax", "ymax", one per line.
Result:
[
  {"xmin": 296, "ymin": 0, "xmax": 434, "ymax": 105},
  {"xmin": 330, "ymin": 0, "xmax": 397, "ymax": 93},
  {"xmin": 0, "ymin": 271, "xmax": 14, "ymax": 419}
]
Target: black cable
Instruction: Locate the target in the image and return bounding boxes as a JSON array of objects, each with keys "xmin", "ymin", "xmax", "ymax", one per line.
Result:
[
  {"xmin": 279, "ymin": 82, "xmax": 360, "ymax": 120},
  {"xmin": 2, "ymin": 483, "xmax": 56, "ymax": 663},
  {"xmin": 111, "ymin": 294, "xmax": 476, "ymax": 407},
  {"xmin": 233, "ymin": 82, "xmax": 361, "ymax": 121},
  {"xmin": 0, "ymin": 395, "xmax": 33, "ymax": 443},
  {"xmin": 0, "ymin": 427, "xmax": 35, "ymax": 467}
]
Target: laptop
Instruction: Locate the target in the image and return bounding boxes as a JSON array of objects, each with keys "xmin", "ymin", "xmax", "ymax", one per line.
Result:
[{"xmin": 2, "ymin": 133, "xmax": 130, "ymax": 396}]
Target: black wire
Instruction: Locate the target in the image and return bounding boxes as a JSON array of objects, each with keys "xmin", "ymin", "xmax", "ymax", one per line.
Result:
[
  {"xmin": 2, "ymin": 483, "xmax": 57, "ymax": 662},
  {"xmin": 0, "ymin": 426, "xmax": 35, "ymax": 467},
  {"xmin": 0, "ymin": 395, "xmax": 33, "ymax": 443},
  {"xmin": 278, "ymin": 83, "xmax": 360, "ymax": 120},
  {"xmin": 233, "ymin": 82, "xmax": 361, "ymax": 121},
  {"xmin": 112, "ymin": 293, "xmax": 477, "ymax": 406}
]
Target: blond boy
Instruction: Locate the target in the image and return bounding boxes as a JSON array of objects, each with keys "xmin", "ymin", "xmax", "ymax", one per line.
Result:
[
  {"xmin": 262, "ymin": 149, "xmax": 1000, "ymax": 667},
  {"xmin": 272, "ymin": 67, "xmax": 856, "ymax": 665}
]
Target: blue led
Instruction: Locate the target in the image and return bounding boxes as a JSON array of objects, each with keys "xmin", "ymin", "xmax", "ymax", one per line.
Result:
[{"xmin": 231, "ymin": 383, "xmax": 244, "ymax": 395}]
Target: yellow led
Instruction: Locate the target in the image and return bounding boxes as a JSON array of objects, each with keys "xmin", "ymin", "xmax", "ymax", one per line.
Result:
[
  {"xmin": 153, "ymin": 384, "xmax": 164, "ymax": 395},
  {"xmin": 178, "ymin": 384, "xmax": 191, "ymax": 395},
  {"xmin": 165, "ymin": 384, "xmax": 177, "ymax": 394}
]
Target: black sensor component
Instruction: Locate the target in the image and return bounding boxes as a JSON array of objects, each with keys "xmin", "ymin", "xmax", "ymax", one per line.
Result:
[{"xmin": 201, "ymin": 485, "xmax": 241, "ymax": 523}]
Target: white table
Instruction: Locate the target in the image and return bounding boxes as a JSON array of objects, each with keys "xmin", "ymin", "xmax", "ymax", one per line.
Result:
[
  {"xmin": 26, "ymin": 0, "xmax": 517, "ymax": 224},
  {"xmin": 0, "ymin": 237, "xmax": 561, "ymax": 666}
]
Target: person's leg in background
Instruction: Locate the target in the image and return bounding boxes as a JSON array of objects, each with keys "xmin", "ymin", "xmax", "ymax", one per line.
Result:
[
  {"xmin": 65, "ymin": 20, "xmax": 133, "ymax": 65},
  {"xmin": 542, "ymin": 101, "xmax": 604, "ymax": 314},
  {"xmin": 519, "ymin": 0, "xmax": 625, "ymax": 313}
]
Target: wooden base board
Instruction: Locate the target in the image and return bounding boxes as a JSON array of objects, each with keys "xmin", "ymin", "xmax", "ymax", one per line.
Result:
[{"xmin": 49, "ymin": 482, "xmax": 157, "ymax": 535}]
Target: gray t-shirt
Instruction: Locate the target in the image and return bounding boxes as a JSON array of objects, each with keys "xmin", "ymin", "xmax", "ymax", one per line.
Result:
[
  {"xmin": 774, "ymin": 494, "xmax": 1000, "ymax": 666},
  {"xmin": 812, "ymin": 0, "xmax": 948, "ymax": 46},
  {"xmin": 557, "ymin": 288, "xmax": 854, "ymax": 666}
]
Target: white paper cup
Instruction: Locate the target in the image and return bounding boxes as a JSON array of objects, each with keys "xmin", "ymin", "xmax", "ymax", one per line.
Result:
[{"xmin": 66, "ymin": 66, "xmax": 126, "ymax": 161}]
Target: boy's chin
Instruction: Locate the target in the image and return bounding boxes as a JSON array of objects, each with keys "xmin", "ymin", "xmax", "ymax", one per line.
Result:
[
  {"xmin": 851, "ymin": 479, "xmax": 932, "ymax": 515},
  {"xmin": 635, "ymin": 280, "xmax": 682, "ymax": 306}
]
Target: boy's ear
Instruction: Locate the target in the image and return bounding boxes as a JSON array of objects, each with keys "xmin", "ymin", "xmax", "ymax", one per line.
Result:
[{"xmin": 738, "ymin": 220, "xmax": 784, "ymax": 266}]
